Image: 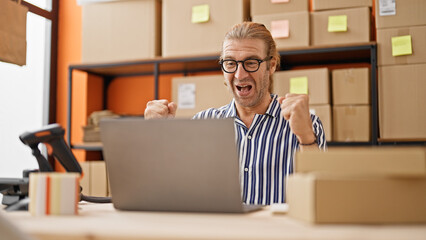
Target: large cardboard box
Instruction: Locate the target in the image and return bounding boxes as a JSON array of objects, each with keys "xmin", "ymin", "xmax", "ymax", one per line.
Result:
[
  {"xmin": 333, "ymin": 105, "xmax": 370, "ymax": 142},
  {"xmin": 287, "ymin": 173, "xmax": 426, "ymax": 223},
  {"xmin": 295, "ymin": 146, "xmax": 426, "ymax": 176},
  {"xmin": 309, "ymin": 104, "xmax": 332, "ymax": 142},
  {"xmin": 252, "ymin": 11, "xmax": 309, "ymax": 50},
  {"xmin": 82, "ymin": 0, "xmax": 161, "ymax": 63},
  {"xmin": 312, "ymin": 0, "xmax": 372, "ymax": 11},
  {"xmin": 332, "ymin": 68, "xmax": 370, "ymax": 105},
  {"xmin": 379, "ymin": 64, "xmax": 426, "ymax": 140},
  {"xmin": 162, "ymin": 0, "xmax": 249, "ymax": 57},
  {"xmin": 375, "ymin": 0, "xmax": 426, "ymax": 29},
  {"xmin": 377, "ymin": 25, "xmax": 426, "ymax": 66},
  {"xmin": 273, "ymin": 68, "xmax": 330, "ymax": 105},
  {"xmin": 172, "ymin": 74, "xmax": 233, "ymax": 118},
  {"xmin": 250, "ymin": 0, "xmax": 308, "ymax": 16},
  {"xmin": 310, "ymin": 7, "xmax": 370, "ymax": 46}
]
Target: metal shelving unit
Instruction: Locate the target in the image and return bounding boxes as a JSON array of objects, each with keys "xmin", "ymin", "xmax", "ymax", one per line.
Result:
[{"xmin": 67, "ymin": 42, "xmax": 383, "ymax": 151}]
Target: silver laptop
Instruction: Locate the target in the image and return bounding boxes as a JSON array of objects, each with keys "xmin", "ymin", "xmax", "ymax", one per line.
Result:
[{"xmin": 100, "ymin": 118, "xmax": 262, "ymax": 213}]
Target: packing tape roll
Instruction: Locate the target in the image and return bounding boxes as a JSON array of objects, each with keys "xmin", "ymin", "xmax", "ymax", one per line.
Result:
[{"xmin": 29, "ymin": 172, "xmax": 80, "ymax": 216}]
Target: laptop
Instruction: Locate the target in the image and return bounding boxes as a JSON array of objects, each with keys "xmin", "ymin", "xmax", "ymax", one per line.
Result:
[{"xmin": 100, "ymin": 118, "xmax": 262, "ymax": 213}]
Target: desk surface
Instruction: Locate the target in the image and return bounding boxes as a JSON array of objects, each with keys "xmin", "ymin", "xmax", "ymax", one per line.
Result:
[{"xmin": 4, "ymin": 203, "xmax": 426, "ymax": 240}]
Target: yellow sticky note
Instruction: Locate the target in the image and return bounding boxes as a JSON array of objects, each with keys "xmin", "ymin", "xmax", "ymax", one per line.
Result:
[
  {"xmin": 328, "ymin": 15, "xmax": 347, "ymax": 32},
  {"xmin": 391, "ymin": 35, "xmax": 413, "ymax": 56},
  {"xmin": 290, "ymin": 77, "xmax": 308, "ymax": 94},
  {"xmin": 271, "ymin": 20, "xmax": 290, "ymax": 39},
  {"xmin": 192, "ymin": 4, "xmax": 209, "ymax": 23}
]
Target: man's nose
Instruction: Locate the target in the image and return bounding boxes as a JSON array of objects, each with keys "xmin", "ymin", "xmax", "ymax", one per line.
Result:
[{"xmin": 234, "ymin": 62, "xmax": 249, "ymax": 79}]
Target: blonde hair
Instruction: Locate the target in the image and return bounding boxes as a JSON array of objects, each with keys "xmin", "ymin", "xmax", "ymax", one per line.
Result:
[{"xmin": 221, "ymin": 22, "xmax": 280, "ymax": 92}]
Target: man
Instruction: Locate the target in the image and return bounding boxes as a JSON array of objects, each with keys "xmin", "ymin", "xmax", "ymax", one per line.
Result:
[{"xmin": 144, "ymin": 22, "xmax": 326, "ymax": 205}]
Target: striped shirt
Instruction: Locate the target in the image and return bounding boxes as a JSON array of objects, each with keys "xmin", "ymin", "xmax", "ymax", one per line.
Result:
[{"xmin": 193, "ymin": 94, "xmax": 327, "ymax": 205}]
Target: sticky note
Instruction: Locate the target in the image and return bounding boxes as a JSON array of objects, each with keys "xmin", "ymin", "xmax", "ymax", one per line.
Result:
[
  {"xmin": 271, "ymin": 0, "xmax": 290, "ymax": 3},
  {"xmin": 271, "ymin": 20, "xmax": 289, "ymax": 39},
  {"xmin": 290, "ymin": 77, "xmax": 308, "ymax": 94},
  {"xmin": 192, "ymin": 4, "xmax": 209, "ymax": 23},
  {"xmin": 328, "ymin": 15, "xmax": 347, "ymax": 32},
  {"xmin": 391, "ymin": 35, "xmax": 413, "ymax": 57}
]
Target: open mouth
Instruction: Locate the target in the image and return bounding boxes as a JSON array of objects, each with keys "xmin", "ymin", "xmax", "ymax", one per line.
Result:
[{"xmin": 236, "ymin": 84, "xmax": 252, "ymax": 92}]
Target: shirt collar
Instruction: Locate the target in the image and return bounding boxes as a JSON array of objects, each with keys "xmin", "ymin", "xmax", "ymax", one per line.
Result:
[{"xmin": 225, "ymin": 94, "xmax": 281, "ymax": 118}]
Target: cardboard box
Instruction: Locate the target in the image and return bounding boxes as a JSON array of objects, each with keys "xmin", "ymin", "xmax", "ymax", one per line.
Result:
[
  {"xmin": 379, "ymin": 64, "xmax": 426, "ymax": 140},
  {"xmin": 90, "ymin": 161, "xmax": 108, "ymax": 197},
  {"xmin": 310, "ymin": 7, "xmax": 370, "ymax": 46},
  {"xmin": 252, "ymin": 11, "xmax": 309, "ymax": 50},
  {"xmin": 377, "ymin": 25, "xmax": 426, "ymax": 66},
  {"xmin": 250, "ymin": 0, "xmax": 308, "ymax": 15},
  {"xmin": 332, "ymin": 68, "xmax": 370, "ymax": 105},
  {"xmin": 312, "ymin": 0, "xmax": 372, "ymax": 11},
  {"xmin": 273, "ymin": 68, "xmax": 330, "ymax": 104},
  {"xmin": 287, "ymin": 173, "xmax": 426, "ymax": 223},
  {"xmin": 295, "ymin": 146, "xmax": 426, "ymax": 176},
  {"xmin": 80, "ymin": 162, "xmax": 91, "ymax": 196},
  {"xmin": 375, "ymin": 0, "xmax": 426, "ymax": 29},
  {"xmin": 82, "ymin": 0, "xmax": 161, "ymax": 63},
  {"xmin": 309, "ymin": 104, "xmax": 332, "ymax": 142},
  {"xmin": 162, "ymin": 0, "xmax": 249, "ymax": 57},
  {"xmin": 333, "ymin": 105, "xmax": 370, "ymax": 142},
  {"xmin": 172, "ymin": 74, "xmax": 233, "ymax": 118}
]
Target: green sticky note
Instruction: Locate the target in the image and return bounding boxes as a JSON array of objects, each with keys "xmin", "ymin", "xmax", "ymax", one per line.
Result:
[
  {"xmin": 290, "ymin": 77, "xmax": 308, "ymax": 94},
  {"xmin": 328, "ymin": 15, "xmax": 347, "ymax": 32},
  {"xmin": 192, "ymin": 4, "xmax": 209, "ymax": 23},
  {"xmin": 392, "ymin": 35, "xmax": 413, "ymax": 56}
]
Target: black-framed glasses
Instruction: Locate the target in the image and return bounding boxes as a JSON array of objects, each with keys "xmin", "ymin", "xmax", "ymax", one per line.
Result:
[{"xmin": 219, "ymin": 56, "xmax": 272, "ymax": 73}]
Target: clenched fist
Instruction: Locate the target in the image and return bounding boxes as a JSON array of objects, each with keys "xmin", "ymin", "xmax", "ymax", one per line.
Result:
[
  {"xmin": 144, "ymin": 100, "xmax": 177, "ymax": 119},
  {"xmin": 278, "ymin": 94, "xmax": 316, "ymax": 145}
]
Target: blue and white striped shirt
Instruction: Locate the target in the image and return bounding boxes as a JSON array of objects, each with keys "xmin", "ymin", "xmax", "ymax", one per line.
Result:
[{"xmin": 193, "ymin": 94, "xmax": 326, "ymax": 205}]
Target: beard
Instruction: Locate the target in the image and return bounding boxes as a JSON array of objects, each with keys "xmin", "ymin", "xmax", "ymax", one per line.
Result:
[{"xmin": 229, "ymin": 70, "xmax": 271, "ymax": 108}]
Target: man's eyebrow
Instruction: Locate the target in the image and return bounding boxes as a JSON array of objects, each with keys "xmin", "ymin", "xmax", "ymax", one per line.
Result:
[{"xmin": 223, "ymin": 55, "xmax": 262, "ymax": 60}]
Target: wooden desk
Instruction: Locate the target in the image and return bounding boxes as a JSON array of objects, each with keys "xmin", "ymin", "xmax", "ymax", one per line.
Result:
[{"xmin": 4, "ymin": 203, "xmax": 426, "ymax": 240}]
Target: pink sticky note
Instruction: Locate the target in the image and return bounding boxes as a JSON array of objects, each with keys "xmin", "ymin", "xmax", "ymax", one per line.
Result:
[
  {"xmin": 271, "ymin": 0, "xmax": 290, "ymax": 3},
  {"xmin": 271, "ymin": 20, "xmax": 289, "ymax": 39}
]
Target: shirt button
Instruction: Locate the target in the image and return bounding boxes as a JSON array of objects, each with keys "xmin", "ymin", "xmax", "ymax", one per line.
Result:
[
  {"xmin": 244, "ymin": 168, "xmax": 249, "ymax": 172},
  {"xmin": 247, "ymin": 136, "xmax": 252, "ymax": 140}
]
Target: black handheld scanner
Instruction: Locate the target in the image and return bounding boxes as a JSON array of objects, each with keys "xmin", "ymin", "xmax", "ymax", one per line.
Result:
[{"xmin": 19, "ymin": 124, "xmax": 82, "ymax": 174}]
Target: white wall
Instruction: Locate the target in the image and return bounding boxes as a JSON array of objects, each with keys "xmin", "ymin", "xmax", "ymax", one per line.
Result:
[{"xmin": 0, "ymin": 13, "xmax": 51, "ymax": 179}]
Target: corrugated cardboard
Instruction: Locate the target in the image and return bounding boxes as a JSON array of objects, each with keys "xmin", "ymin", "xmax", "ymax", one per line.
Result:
[
  {"xmin": 295, "ymin": 146, "xmax": 426, "ymax": 176},
  {"xmin": 375, "ymin": 0, "xmax": 426, "ymax": 29},
  {"xmin": 82, "ymin": 0, "xmax": 161, "ymax": 63},
  {"xmin": 379, "ymin": 64, "xmax": 426, "ymax": 140},
  {"xmin": 310, "ymin": 7, "xmax": 370, "ymax": 46},
  {"xmin": 377, "ymin": 25, "xmax": 426, "ymax": 66},
  {"xmin": 333, "ymin": 105, "xmax": 370, "ymax": 142},
  {"xmin": 80, "ymin": 162, "xmax": 91, "ymax": 195},
  {"xmin": 162, "ymin": 0, "xmax": 249, "ymax": 57},
  {"xmin": 252, "ymin": 11, "xmax": 310, "ymax": 50},
  {"xmin": 0, "ymin": 0, "xmax": 27, "ymax": 66},
  {"xmin": 309, "ymin": 104, "xmax": 332, "ymax": 142},
  {"xmin": 287, "ymin": 173, "xmax": 426, "ymax": 223},
  {"xmin": 273, "ymin": 68, "xmax": 330, "ymax": 104},
  {"xmin": 332, "ymin": 68, "xmax": 370, "ymax": 105},
  {"xmin": 172, "ymin": 74, "xmax": 233, "ymax": 118},
  {"xmin": 90, "ymin": 161, "xmax": 108, "ymax": 197},
  {"xmin": 250, "ymin": 0, "xmax": 308, "ymax": 15},
  {"xmin": 312, "ymin": 0, "xmax": 372, "ymax": 11}
]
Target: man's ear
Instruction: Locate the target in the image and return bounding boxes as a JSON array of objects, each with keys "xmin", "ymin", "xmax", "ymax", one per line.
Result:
[{"xmin": 269, "ymin": 57, "xmax": 278, "ymax": 74}]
